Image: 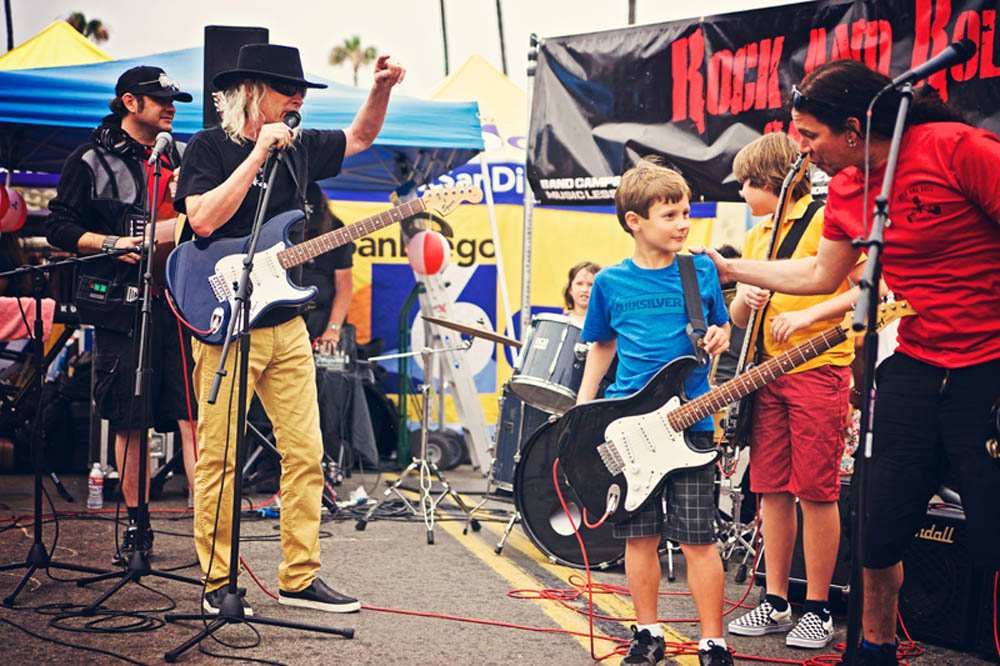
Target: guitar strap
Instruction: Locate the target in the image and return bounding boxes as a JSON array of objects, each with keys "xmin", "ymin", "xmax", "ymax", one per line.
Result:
[
  {"xmin": 755, "ymin": 198, "xmax": 824, "ymax": 355},
  {"xmin": 677, "ymin": 254, "xmax": 708, "ymax": 364}
]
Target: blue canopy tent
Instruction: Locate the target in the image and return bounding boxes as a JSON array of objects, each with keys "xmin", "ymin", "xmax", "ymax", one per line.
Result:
[{"xmin": 0, "ymin": 47, "xmax": 483, "ymax": 190}]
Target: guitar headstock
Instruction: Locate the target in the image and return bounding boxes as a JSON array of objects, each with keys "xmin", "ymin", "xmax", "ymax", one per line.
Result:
[
  {"xmin": 843, "ymin": 300, "xmax": 917, "ymax": 337},
  {"xmin": 421, "ymin": 184, "xmax": 484, "ymax": 215}
]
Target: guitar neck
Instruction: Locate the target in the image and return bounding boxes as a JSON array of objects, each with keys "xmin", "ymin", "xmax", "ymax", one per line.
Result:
[
  {"xmin": 276, "ymin": 198, "xmax": 426, "ymax": 269},
  {"xmin": 668, "ymin": 324, "xmax": 848, "ymax": 431}
]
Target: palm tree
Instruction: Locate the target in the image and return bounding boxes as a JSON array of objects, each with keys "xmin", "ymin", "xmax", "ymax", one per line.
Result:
[
  {"xmin": 4, "ymin": 0, "xmax": 14, "ymax": 52},
  {"xmin": 439, "ymin": 0, "xmax": 450, "ymax": 76},
  {"xmin": 66, "ymin": 11, "xmax": 110, "ymax": 43},
  {"xmin": 329, "ymin": 35, "xmax": 378, "ymax": 87},
  {"xmin": 495, "ymin": 0, "xmax": 508, "ymax": 75},
  {"xmin": 628, "ymin": 0, "xmax": 636, "ymax": 25}
]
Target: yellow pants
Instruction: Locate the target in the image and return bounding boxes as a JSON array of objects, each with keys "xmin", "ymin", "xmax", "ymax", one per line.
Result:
[{"xmin": 191, "ymin": 316, "xmax": 322, "ymax": 593}]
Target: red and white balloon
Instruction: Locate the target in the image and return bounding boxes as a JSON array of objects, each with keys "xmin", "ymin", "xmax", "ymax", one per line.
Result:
[
  {"xmin": 0, "ymin": 187, "xmax": 26, "ymax": 233},
  {"xmin": 406, "ymin": 230, "xmax": 449, "ymax": 276}
]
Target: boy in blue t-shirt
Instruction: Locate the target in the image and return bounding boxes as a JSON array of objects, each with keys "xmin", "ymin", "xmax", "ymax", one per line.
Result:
[{"xmin": 578, "ymin": 160, "xmax": 732, "ymax": 666}]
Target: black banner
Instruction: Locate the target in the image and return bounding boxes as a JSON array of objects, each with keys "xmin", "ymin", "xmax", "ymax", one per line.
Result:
[{"xmin": 527, "ymin": 0, "xmax": 1000, "ymax": 204}]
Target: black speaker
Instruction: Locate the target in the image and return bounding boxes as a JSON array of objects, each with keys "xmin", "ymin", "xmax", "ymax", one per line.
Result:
[
  {"xmin": 755, "ymin": 478, "xmax": 853, "ymax": 609},
  {"xmin": 202, "ymin": 25, "xmax": 269, "ymax": 128},
  {"xmin": 898, "ymin": 504, "xmax": 999, "ymax": 661}
]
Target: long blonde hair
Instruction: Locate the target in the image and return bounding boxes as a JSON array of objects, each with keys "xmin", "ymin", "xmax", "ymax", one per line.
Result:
[{"xmin": 216, "ymin": 80, "xmax": 269, "ymax": 144}]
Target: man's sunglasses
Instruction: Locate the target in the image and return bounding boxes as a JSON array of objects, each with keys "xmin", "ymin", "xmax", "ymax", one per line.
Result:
[{"xmin": 270, "ymin": 81, "xmax": 307, "ymax": 98}]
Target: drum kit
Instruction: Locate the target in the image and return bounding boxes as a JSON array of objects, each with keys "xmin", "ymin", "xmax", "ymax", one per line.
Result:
[{"xmin": 429, "ymin": 312, "xmax": 627, "ymax": 568}]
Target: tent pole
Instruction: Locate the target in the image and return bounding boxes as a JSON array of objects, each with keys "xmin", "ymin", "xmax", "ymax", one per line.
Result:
[{"xmin": 478, "ymin": 159, "xmax": 515, "ymax": 344}]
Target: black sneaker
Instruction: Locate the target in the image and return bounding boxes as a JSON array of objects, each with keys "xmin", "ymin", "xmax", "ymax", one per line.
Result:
[
  {"xmin": 621, "ymin": 625, "xmax": 665, "ymax": 665},
  {"xmin": 202, "ymin": 587, "xmax": 254, "ymax": 617},
  {"xmin": 837, "ymin": 643, "xmax": 899, "ymax": 665},
  {"xmin": 278, "ymin": 578, "xmax": 360, "ymax": 613},
  {"xmin": 111, "ymin": 525, "xmax": 154, "ymax": 565},
  {"xmin": 699, "ymin": 640, "xmax": 734, "ymax": 666}
]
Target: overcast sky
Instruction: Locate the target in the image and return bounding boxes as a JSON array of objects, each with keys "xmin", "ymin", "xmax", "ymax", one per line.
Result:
[{"xmin": 6, "ymin": 0, "xmax": 815, "ymax": 95}]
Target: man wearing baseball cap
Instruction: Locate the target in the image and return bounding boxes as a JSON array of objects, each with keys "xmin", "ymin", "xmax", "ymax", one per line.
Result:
[{"xmin": 47, "ymin": 65, "xmax": 199, "ymax": 565}]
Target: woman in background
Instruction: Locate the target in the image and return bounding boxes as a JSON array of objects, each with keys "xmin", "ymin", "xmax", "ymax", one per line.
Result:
[{"xmin": 562, "ymin": 260, "xmax": 600, "ymax": 327}]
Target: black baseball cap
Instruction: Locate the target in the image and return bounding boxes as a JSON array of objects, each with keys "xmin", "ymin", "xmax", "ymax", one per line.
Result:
[{"xmin": 115, "ymin": 65, "xmax": 193, "ymax": 102}]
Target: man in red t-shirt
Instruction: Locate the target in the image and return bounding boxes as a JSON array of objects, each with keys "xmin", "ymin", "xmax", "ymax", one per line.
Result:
[{"xmin": 698, "ymin": 60, "xmax": 1000, "ymax": 666}]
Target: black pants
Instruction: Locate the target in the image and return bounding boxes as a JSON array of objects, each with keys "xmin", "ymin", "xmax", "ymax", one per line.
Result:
[{"xmin": 862, "ymin": 352, "xmax": 1000, "ymax": 569}]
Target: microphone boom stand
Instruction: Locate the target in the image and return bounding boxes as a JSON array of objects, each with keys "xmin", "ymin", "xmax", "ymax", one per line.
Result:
[
  {"xmin": 164, "ymin": 144, "xmax": 353, "ymax": 662},
  {"xmin": 843, "ymin": 82, "xmax": 913, "ymax": 664},
  {"xmin": 74, "ymin": 149, "xmax": 201, "ymax": 613},
  {"xmin": 0, "ymin": 256, "xmax": 116, "ymax": 606}
]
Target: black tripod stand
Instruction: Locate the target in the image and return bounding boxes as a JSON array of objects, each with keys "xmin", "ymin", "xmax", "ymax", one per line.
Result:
[
  {"xmin": 164, "ymin": 121, "xmax": 353, "ymax": 661},
  {"xmin": 73, "ymin": 149, "xmax": 200, "ymax": 613},
  {"xmin": 0, "ymin": 259, "xmax": 109, "ymax": 606}
]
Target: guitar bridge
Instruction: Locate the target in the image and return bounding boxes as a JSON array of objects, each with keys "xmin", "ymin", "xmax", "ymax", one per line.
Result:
[
  {"xmin": 208, "ymin": 273, "xmax": 231, "ymax": 303},
  {"xmin": 597, "ymin": 441, "xmax": 624, "ymax": 476}
]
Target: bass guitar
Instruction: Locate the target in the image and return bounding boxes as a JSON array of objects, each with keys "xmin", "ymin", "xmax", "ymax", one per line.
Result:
[
  {"xmin": 557, "ymin": 301, "xmax": 915, "ymax": 525},
  {"xmin": 165, "ymin": 184, "xmax": 482, "ymax": 344},
  {"xmin": 724, "ymin": 153, "xmax": 811, "ymax": 448}
]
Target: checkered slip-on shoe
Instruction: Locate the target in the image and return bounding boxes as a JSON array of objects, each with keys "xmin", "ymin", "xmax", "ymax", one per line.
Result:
[
  {"xmin": 785, "ymin": 611, "xmax": 835, "ymax": 648},
  {"xmin": 728, "ymin": 599, "xmax": 793, "ymax": 636}
]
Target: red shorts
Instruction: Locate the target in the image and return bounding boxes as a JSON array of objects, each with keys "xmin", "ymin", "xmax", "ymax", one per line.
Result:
[{"xmin": 749, "ymin": 364, "xmax": 851, "ymax": 502}]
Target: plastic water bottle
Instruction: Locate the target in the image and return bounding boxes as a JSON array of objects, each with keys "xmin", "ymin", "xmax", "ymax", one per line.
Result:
[{"xmin": 87, "ymin": 463, "xmax": 104, "ymax": 510}]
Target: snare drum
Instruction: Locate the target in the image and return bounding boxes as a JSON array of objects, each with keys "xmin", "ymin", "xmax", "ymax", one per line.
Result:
[{"xmin": 508, "ymin": 314, "xmax": 587, "ymax": 415}]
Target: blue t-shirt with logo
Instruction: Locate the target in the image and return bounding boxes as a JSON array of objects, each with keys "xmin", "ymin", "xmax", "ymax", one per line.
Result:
[{"xmin": 581, "ymin": 254, "xmax": 729, "ymax": 432}]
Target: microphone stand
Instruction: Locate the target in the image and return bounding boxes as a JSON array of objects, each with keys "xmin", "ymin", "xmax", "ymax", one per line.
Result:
[
  {"xmin": 74, "ymin": 151, "xmax": 201, "ymax": 614},
  {"xmin": 0, "ymin": 255, "xmax": 120, "ymax": 607},
  {"xmin": 164, "ymin": 144, "xmax": 352, "ymax": 662},
  {"xmin": 843, "ymin": 82, "xmax": 913, "ymax": 664}
]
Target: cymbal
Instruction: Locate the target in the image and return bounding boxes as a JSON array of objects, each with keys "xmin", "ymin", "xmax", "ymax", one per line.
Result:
[{"xmin": 421, "ymin": 315, "xmax": 522, "ymax": 348}]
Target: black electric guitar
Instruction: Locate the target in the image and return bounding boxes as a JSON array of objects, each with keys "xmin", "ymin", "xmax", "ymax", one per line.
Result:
[
  {"xmin": 724, "ymin": 154, "xmax": 811, "ymax": 448},
  {"xmin": 557, "ymin": 301, "xmax": 915, "ymax": 525}
]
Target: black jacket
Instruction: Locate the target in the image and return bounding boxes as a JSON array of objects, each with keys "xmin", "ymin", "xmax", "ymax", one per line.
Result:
[{"xmin": 46, "ymin": 115, "xmax": 184, "ymax": 331}]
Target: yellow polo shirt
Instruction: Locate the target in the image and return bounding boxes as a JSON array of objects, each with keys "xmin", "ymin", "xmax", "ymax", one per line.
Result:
[{"xmin": 742, "ymin": 195, "xmax": 855, "ymax": 373}]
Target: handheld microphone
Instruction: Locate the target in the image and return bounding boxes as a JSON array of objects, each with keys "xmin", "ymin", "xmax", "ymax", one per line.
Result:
[
  {"xmin": 888, "ymin": 39, "xmax": 976, "ymax": 89},
  {"xmin": 147, "ymin": 131, "xmax": 173, "ymax": 165},
  {"xmin": 283, "ymin": 110, "xmax": 301, "ymax": 130}
]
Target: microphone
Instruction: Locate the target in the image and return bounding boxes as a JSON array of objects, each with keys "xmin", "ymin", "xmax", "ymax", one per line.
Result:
[
  {"xmin": 147, "ymin": 131, "xmax": 173, "ymax": 165},
  {"xmin": 888, "ymin": 39, "xmax": 976, "ymax": 89},
  {"xmin": 283, "ymin": 110, "xmax": 301, "ymax": 130}
]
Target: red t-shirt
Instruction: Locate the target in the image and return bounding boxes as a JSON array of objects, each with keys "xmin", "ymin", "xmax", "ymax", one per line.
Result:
[{"xmin": 823, "ymin": 122, "xmax": 1000, "ymax": 368}]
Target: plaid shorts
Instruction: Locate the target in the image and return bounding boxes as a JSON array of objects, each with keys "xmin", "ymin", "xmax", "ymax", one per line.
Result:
[{"xmin": 612, "ymin": 431, "xmax": 717, "ymax": 545}]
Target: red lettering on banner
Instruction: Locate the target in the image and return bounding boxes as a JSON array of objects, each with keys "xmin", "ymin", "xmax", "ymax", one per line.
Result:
[
  {"xmin": 672, "ymin": 28, "xmax": 706, "ymax": 134},
  {"xmin": 981, "ymin": 10, "xmax": 1000, "ymax": 78},
  {"xmin": 767, "ymin": 36, "xmax": 784, "ymax": 108},
  {"xmin": 806, "ymin": 28, "xmax": 827, "ymax": 74},
  {"xmin": 707, "ymin": 49, "xmax": 733, "ymax": 115},
  {"xmin": 831, "ymin": 23, "xmax": 854, "ymax": 61},
  {"xmin": 951, "ymin": 11, "xmax": 980, "ymax": 81},
  {"xmin": 732, "ymin": 46, "xmax": 746, "ymax": 114},
  {"xmin": 754, "ymin": 40, "xmax": 771, "ymax": 110},
  {"xmin": 870, "ymin": 20, "xmax": 893, "ymax": 74},
  {"xmin": 912, "ymin": 0, "xmax": 952, "ymax": 101},
  {"xmin": 743, "ymin": 42, "xmax": 759, "ymax": 111},
  {"xmin": 763, "ymin": 120, "xmax": 785, "ymax": 134}
]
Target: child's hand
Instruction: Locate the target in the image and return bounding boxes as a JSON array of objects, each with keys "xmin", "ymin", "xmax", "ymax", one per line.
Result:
[
  {"xmin": 701, "ymin": 325, "xmax": 730, "ymax": 356},
  {"xmin": 770, "ymin": 309, "xmax": 815, "ymax": 343},
  {"xmin": 738, "ymin": 284, "xmax": 771, "ymax": 310}
]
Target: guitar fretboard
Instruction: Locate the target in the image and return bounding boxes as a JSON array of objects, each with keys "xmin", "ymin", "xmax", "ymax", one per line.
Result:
[
  {"xmin": 277, "ymin": 199, "xmax": 426, "ymax": 269},
  {"xmin": 667, "ymin": 325, "xmax": 848, "ymax": 431}
]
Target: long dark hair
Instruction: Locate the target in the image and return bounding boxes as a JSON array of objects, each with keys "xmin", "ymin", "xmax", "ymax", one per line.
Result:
[
  {"xmin": 795, "ymin": 60, "xmax": 964, "ymax": 138},
  {"xmin": 563, "ymin": 261, "xmax": 600, "ymax": 311}
]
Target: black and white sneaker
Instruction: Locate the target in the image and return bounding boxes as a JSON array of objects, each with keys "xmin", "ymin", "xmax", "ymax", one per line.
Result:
[
  {"xmin": 698, "ymin": 640, "xmax": 734, "ymax": 666},
  {"xmin": 278, "ymin": 578, "xmax": 360, "ymax": 613},
  {"xmin": 786, "ymin": 611, "xmax": 834, "ymax": 648},
  {"xmin": 728, "ymin": 599, "xmax": 793, "ymax": 636},
  {"xmin": 620, "ymin": 625, "xmax": 665, "ymax": 665},
  {"xmin": 202, "ymin": 587, "xmax": 254, "ymax": 617}
]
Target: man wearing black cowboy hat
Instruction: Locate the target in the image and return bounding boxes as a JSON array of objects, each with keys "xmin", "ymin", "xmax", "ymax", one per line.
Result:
[
  {"xmin": 47, "ymin": 65, "xmax": 200, "ymax": 564},
  {"xmin": 174, "ymin": 43, "xmax": 404, "ymax": 616}
]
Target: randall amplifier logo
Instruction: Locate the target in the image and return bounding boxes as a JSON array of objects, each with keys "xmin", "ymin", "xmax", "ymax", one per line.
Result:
[{"xmin": 915, "ymin": 523, "xmax": 956, "ymax": 545}]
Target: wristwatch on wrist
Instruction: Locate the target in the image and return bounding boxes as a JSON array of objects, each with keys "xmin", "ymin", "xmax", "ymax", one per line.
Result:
[
  {"xmin": 101, "ymin": 235, "xmax": 120, "ymax": 254},
  {"xmin": 327, "ymin": 323, "xmax": 341, "ymax": 331}
]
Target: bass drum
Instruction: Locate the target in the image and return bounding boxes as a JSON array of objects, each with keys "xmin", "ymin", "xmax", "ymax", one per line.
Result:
[{"xmin": 514, "ymin": 419, "xmax": 624, "ymax": 569}]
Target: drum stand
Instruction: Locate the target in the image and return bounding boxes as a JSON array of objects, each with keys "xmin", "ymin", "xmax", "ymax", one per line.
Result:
[
  {"xmin": 463, "ymin": 473, "xmax": 520, "ymax": 555},
  {"xmin": 716, "ymin": 466, "xmax": 759, "ymax": 583},
  {"xmin": 355, "ymin": 344, "xmax": 479, "ymax": 543}
]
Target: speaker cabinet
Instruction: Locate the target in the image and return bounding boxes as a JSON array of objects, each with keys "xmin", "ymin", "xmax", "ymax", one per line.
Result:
[{"xmin": 202, "ymin": 26, "xmax": 269, "ymax": 128}]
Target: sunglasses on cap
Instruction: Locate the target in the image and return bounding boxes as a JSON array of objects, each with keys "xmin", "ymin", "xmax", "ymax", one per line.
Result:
[
  {"xmin": 270, "ymin": 81, "xmax": 307, "ymax": 98},
  {"xmin": 137, "ymin": 72, "xmax": 182, "ymax": 93}
]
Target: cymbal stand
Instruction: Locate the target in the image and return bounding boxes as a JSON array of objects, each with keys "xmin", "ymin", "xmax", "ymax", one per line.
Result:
[
  {"xmin": 355, "ymin": 342, "xmax": 479, "ymax": 543},
  {"xmin": 715, "ymin": 446, "xmax": 758, "ymax": 583}
]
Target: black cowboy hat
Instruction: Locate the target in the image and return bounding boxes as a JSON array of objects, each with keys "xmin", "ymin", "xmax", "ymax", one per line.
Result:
[{"xmin": 212, "ymin": 44, "xmax": 328, "ymax": 91}]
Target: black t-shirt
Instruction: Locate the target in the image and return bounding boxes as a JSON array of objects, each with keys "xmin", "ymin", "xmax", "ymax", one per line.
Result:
[{"xmin": 174, "ymin": 127, "xmax": 347, "ymax": 239}]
